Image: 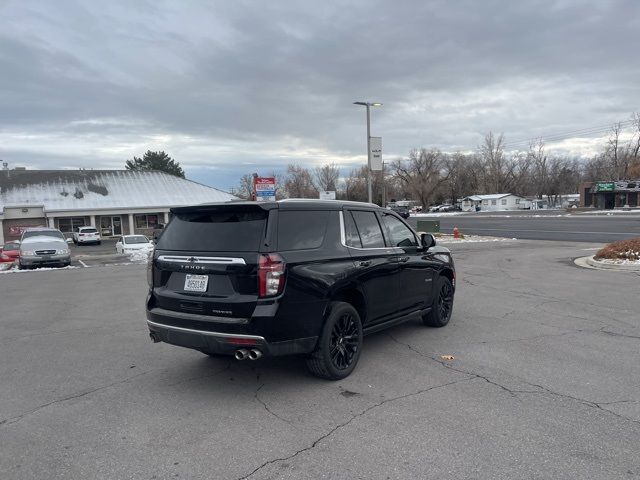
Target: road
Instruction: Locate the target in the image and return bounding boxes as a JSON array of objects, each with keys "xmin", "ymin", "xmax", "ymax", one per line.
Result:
[
  {"xmin": 408, "ymin": 211, "xmax": 640, "ymax": 243},
  {"xmin": 1, "ymin": 240, "xmax": 639, "ymax": 479}
]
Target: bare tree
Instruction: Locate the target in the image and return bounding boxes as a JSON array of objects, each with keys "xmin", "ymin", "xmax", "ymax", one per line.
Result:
[
  {"xmin": 314, "ymin": 164, "xmax": 340, "ymax": 192},
  {"xmin": 343, "ymin": 166, "xmax": 386, "ymax": 204},
  {"xmin": 627, "ymin": 113, "xmax": 640, "ymax": 177},
  {"xmin": 391, "ymin": 148, "xmax": 450, "ymax": 207},
  {"xmin": 606, "ymin": 122, "xmax": 623, "ymax": 179},
  {"xmin": 528, "ymin": 138, "xmax": 548, "ymax": 199},
  {"xmin": 479, "ymin": 132, "xmax": 510, "ymax": 193},
  {"xmin": 235, "ymin": 174, "xmax": 255, "ymax": 200},
  {"xmin": 284, "ymin": 164, "xmax": 318, "ymax": 198}
]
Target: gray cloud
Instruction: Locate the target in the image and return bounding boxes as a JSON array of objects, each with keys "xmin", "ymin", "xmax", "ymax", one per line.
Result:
[{"xmin": 1, "ymin": 0, "xmax": 639, "ymax": 187}]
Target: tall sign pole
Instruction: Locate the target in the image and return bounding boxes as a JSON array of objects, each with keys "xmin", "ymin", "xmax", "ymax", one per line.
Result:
[
  {"xmin": 366, "ymin": 104, "xmax": 372, "ymax": 204},
  {"xmin": 354, "ymin": 101, "xmax": 382, "ymax": 205}
]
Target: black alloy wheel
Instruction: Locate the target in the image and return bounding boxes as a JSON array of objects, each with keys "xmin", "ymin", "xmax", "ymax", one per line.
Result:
[
  {"xmin": 330, "ymin": 312, "xmax": 360, "ymax": 370},
  {"xmin": 438, "ymin": 279, "xmax": 454, "ymax": 322},
  {"xmin": 423, "ymin": 276, "xmax": 454, "ymax": 327},
  {"xmin": 307, "ymin": 301, "xmax": 363, "ymax": 380}
]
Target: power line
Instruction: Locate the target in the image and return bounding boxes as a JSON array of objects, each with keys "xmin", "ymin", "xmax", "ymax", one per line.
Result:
[{"xmin": 503, "ymin": 119, "xmax": 636, "ymax": 149}]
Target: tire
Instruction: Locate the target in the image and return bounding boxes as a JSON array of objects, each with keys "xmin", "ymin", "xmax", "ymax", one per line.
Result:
[
  {"xmin": 306, "ymin": 301, "xmax": 363, "ymax": 380},
  {"xmin": 423, "ymin": 276, "xmax": 454, "ymax": 327},
  {"xmin": 97, "ymin": 241, "xmax": 101, "ymax": 245}
]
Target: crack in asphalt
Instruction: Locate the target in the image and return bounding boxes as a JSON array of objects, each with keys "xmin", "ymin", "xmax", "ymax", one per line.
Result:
[
  {"xmin": 386, "ymin": 333, "xmax": 640, "ymax": 426},
  {"xmin": 254, "ymin": 382, "xmax": 290, "ymax": 424},
  {"xmin": 0, "ymin": 369, "xmax": 155, "ymax": 428},
  {"xmin": 518, "ymin": 381, "xmax": 640, "ymax": 427},
  {"xmin": 599, "ymin": 330, "xmax": 640, "ymax": 340},
  {"xmin": 385, "ymin": 333, "xmax": 525, "ymax": 398},
  {"xmin": 236, "ymin": 377, "xmax": 472, "ymax": 480}
]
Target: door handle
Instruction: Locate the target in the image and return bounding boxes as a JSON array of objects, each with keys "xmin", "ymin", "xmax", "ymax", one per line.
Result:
[
  {"xmin": 357, "ymin": 260, "xmax": 371, "ymax": 268},
  {"xmin": 398, "ymin": 256, "xmax": 410, "ymax": 263}
]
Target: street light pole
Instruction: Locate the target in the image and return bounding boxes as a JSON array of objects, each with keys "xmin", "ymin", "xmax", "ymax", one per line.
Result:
[
  {"xmin": 365, "ymin": 104, "xmax": 372, "ymax": 204},
  {"xmin": 354, "ymin": 101, "xmax": 382, "ymax": 204}
]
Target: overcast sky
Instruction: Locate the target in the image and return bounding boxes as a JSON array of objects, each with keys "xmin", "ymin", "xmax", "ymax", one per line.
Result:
[{"xmin": 1, "ymin": 0, "xmax": 639, "ymax": 191}]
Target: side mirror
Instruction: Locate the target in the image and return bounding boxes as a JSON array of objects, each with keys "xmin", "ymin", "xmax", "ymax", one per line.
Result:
[{"xmin": 419, "ymin": 232, "xmax": 436, "ymax": 249}]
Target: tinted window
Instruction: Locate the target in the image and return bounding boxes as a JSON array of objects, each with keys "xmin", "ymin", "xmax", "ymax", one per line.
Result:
[
  {"xmin": 350, "ymin": 211, "xmax": 385, "ymax": 248},
  {"xmin": 381, "ymin": 213, "xmax": 417, "ymax": 247},
  {"xmin": 156, "ymin": 208, "xmax": 268, "ymax": 252},
  {"xmin": 278, "ymin": 211, "xmax": 329, "ymax": 250},
  {"xmin": 3, "ymin": 243, "xmax": 20, "ymax": 252},
  {"xmin": 81, "ymin": 228, "xmax": 98, "ymax": 233},
  {"xmin": 344, "ymin": 211, "xmax": 362, "ymax": 248}
]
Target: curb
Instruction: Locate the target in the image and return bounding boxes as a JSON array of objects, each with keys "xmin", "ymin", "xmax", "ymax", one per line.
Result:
[{"xmin": 575, "ymin": 255, "xmax": 640, "ymax": 272}]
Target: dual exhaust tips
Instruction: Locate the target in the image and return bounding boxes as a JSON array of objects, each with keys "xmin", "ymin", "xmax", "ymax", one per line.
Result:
[
  {"xmin": 235, "ymin": 348, "xmax": 262, "ymax": 361},
  {"xmin": 149, "ymin": 332, "xmax": 262, "ymax": 361}
]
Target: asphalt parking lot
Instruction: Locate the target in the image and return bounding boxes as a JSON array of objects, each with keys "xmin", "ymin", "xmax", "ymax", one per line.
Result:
[
  {"xmin": 1, "ymin": 240, "xmax": 639, "ymax": 479},
  {"xmin": 68, "ymin": 238, "xmax": 131, "ymax": 267}
]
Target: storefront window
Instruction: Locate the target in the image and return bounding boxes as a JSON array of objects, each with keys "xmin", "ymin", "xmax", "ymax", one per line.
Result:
[
  {"xmin": 135, "ymin": 214, "xmax": 159, "ymax": 229},
  {"xmin": 58, "ymin": 217, "xmax": 86, "ymax": 233}
]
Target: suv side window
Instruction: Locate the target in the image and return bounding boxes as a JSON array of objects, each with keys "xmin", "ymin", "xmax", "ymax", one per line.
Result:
[
  {"xmin": 343, "ymin": 211, "xmax": 362, "ymax": 248},
  {"xmin": 278, "ymin": 210, "xmax": 329, "ymax": 250},
  {"xmin": 380, "ymin": 213, "xmax": 418, "ymax": 247},
  {"xmin": 350, "ymin": 210, "xmax": 386, "ymax": 248}
]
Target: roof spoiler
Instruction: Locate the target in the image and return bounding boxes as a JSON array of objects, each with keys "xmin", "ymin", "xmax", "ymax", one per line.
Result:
[{"xmin": 170, "ymin": 202, "xmax": 276, "ymax": 214}]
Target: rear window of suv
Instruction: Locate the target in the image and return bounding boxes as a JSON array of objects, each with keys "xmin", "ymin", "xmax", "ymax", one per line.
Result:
[
  {"xmin": 277, "ymin": 210, "xmax": 330, "ymax": 250},
  {"xmin": 156, "ymin": 208, "xmax": 268, "ymax": 252}
]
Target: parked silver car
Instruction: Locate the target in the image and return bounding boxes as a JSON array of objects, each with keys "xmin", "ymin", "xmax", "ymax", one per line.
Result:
[{"xmin": 19, "ymin": 228, "xmax": 71, "ymax": 269}]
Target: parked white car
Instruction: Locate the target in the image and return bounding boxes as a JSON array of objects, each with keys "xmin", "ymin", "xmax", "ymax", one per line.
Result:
[
  {"xmin": 115, "ymin": 235, "xmax": 153, "ymax": 254},
  {"xmin": 72, "ymin": 226, "xmax": 101, "ymax": 245}
]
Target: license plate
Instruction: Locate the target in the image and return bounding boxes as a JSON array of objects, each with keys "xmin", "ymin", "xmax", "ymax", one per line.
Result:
[{"xmin": 184, "ymin": 274, "xmax": 209, "ymax": 292}]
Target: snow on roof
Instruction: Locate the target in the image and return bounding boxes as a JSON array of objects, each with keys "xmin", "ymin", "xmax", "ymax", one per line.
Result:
[
  {"xmin": 0, "ymin": 170, "xmax": 237, "ymax": 212},
  {"xmin": 464, "ymin": 193, "xmax": 518, "ymax": 201}
]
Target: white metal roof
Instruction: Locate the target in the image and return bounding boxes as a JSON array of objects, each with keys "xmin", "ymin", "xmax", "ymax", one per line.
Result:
[
  {"xmin": 0, "ymin": 170, "xmax": 237, "ymax": 213},
  {"xmin": 464, "ymin": 193, "xmax": 519, "ymax": 201}
]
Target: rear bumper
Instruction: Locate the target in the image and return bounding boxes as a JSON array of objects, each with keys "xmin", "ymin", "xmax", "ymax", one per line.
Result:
[
  {"xmin": 76, "ymin": 237, "xmax": 100, "ymax": 243},
  {"xmin": 146, "ymin": 318, "xmax": 318, "ymax": 356}
]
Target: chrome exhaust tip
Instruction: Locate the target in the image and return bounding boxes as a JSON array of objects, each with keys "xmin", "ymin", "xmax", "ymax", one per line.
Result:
[
  {"xmin": 248, "ymin": 349, "xmax": 263, "ymax": 360},
  {"xmin": 234, "ymin": 348, "xmax": 250, "ymax": 361}
]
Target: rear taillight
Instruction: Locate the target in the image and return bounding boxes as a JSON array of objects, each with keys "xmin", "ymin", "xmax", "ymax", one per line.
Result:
[
  {"xmin": 258, "ymin": 253, "xmax": 285, "ymax": 297},
  {"xmin": 146, "ymin": 255, "xmax": 154, "ymax": 288}
]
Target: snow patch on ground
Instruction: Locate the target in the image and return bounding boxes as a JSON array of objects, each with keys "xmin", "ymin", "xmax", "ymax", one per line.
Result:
[
  {"xmin": 0, "ymin": 265, "xmax": 79, "ymax": 274},
  {"xmin": 127, "ymin": 249, "xmax": 152, "ymax": 263},
  {"xmin": 593, "ymin": 257, "xmax": 640, "ymax": 266},
  {"xmin": 576, "ymin": 209, "xmax": 640, "ymax": 215},
  {"xmin": 436, "ymin": 235, "xmax": 517, "ymax": 244},
  {"xmin": 412, "ymin": 212, "xmax": 467, "ymax": 217}
]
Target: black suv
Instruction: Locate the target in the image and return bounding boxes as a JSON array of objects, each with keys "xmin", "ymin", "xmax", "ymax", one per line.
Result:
[{"xmin": 146, "ymin": 200, "xmax": 455, "ymax": 379}]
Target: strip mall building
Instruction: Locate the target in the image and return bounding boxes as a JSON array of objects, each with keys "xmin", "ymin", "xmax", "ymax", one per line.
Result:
[
  {"xmin": 0, "ymin": 169, "xmax": 236, "ymax": 244},
  {"xmin": 580, "ymin": 180, "xmax": 640, "ymax": 209}
]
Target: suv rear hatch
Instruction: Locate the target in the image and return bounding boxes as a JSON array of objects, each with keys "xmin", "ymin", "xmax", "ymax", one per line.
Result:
[{"xmin": 149, "ymin": 203, "xmax": 277, "ymax": 326}]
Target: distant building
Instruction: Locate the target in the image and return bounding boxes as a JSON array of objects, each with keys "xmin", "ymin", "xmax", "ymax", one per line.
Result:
[
  {"xmin": 461, "ymin": 193, "xmax": 526, "ymax": 212},
  {"xmin": 580, "ymin": 180, "xmax": 640, "ymax": 209},
  {"xmin": 0, "ymin": 169, "xmax": 237, "ymax": 244}
]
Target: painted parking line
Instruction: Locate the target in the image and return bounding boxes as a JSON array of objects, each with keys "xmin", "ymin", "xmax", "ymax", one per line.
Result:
[{"xmin": 78, "ymin": 259, "xmax": 89, "ymax": 268}]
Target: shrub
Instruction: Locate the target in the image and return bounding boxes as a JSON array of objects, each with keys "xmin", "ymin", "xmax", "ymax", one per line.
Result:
[{"xmin": 594, "ymin": 238, "xmax": 640, "ymax": 261}]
